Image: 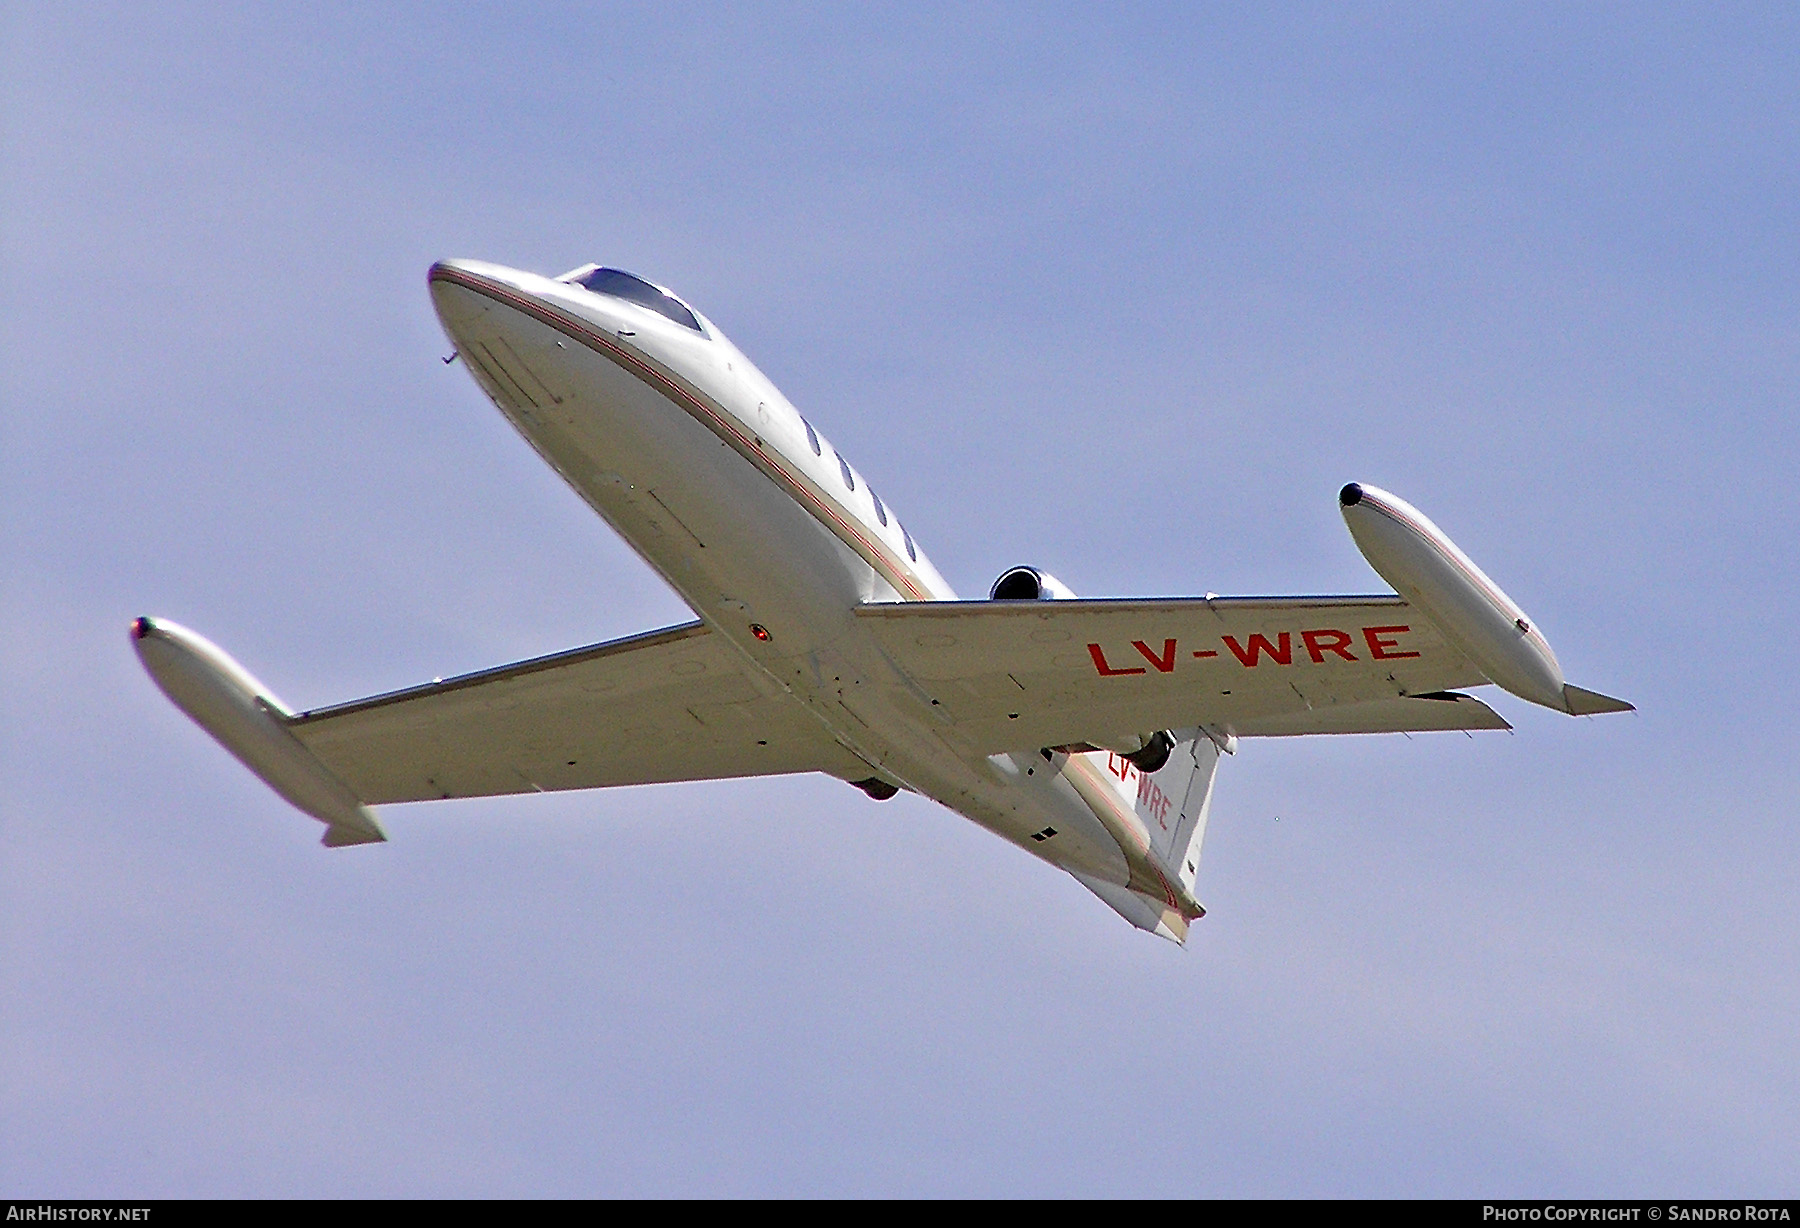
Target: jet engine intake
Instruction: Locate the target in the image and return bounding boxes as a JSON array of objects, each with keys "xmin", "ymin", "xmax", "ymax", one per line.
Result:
[
  {"xmin": 1122, "ymin": 730, "xmax": 1176, "ymax": 774},
  {"xmin": 1093, "ymin": 730, "xmax": 1177, "ymax": 773},
  {"xmin": 989, "ymin": 566, "xmax": 1078, "ymax": 601}
]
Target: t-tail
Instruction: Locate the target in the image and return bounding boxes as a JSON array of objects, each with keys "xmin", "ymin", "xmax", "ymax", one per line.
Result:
[{"xmin": 1071, "ymin": 728, "xmax": 1227, "ymax": 944}]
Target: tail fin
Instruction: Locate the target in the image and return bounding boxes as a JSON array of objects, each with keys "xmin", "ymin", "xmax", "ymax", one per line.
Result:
[
  {"xmin": 1140, "ymin": 728, "xmax": 1226, "ymax": 897},
  {"xmin": 1074, "ymin": 729, "xmax": 1228, "ymax": 943}
]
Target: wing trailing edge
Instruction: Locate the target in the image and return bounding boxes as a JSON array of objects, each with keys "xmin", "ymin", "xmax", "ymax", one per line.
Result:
[{"xmin": 1227, "ymin": 691, "xmax": 1509, "ymax": 737}]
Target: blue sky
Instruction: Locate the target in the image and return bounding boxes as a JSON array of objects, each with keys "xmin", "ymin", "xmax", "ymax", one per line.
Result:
[{"xmin": 4, "ymin": 3, "xmax": 1797, "ymax": 1195}]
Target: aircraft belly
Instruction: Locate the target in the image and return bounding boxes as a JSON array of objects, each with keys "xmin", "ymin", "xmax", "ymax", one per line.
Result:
[{"xmin": 978, "ymin": 764, "xmax": 1133, "ymax": 885}]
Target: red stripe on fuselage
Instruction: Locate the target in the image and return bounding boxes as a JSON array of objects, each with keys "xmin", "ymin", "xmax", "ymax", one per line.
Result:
[{"xmin": 431, "ymin": 266, "xmax": 932, "ymax": 602}]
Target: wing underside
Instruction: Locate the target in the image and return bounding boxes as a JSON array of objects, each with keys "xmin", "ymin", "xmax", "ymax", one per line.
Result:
[
  {"xmin": 856, "ymin": 595, "xmax": 1499, "ymax": 754},
  {"xmin": 288, "ymin": 621, "xmax": 872, "ymax": 804},
  {"xmin": 288, "ymin": 596, "xmax": 1499, "ymax": 809}
]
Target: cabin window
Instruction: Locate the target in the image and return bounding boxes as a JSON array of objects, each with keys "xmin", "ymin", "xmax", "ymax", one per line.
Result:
[
  {"xmin": 870, "ymin": 489, "xmax": 888, "ymax": 527},
  {"xmin": 901, "ymin": 524, "xmax": 917, "ymax": 562},
  {"xmin": 802, "ymin": 418, "xmax": 821, "ymax": 456},
  {"xmin": 573, "ymin": 267, "xmax": 703, "ymax": 333},
  {"xmin": 838, "ymin": 453, "xmax": 855, "ymax": 491}
]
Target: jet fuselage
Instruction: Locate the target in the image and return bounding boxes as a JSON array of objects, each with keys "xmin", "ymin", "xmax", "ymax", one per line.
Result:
[{"xmin": 429, "ymin": 260, "xmax": 1174, "ymax": 916}]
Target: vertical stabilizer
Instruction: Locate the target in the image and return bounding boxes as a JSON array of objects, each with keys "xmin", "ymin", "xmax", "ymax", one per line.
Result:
[
  {"xmin": 1073, "ymin": 730, "xmax": 1226, "ymax": 942},
  {"xmin": 1140, "ymin": 729, "xmax": 1224, "ymax": 897}
]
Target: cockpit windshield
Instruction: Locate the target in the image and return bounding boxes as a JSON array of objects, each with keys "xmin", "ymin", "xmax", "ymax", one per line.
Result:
[{"xmin": 572, "ymin": 267, "xmax": 703, "ymax": 333}]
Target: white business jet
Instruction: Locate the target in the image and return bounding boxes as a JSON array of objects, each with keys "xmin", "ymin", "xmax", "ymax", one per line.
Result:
[{"xmin": 133, "ymin": 260, "xmax": 1632, "ymax": 942}]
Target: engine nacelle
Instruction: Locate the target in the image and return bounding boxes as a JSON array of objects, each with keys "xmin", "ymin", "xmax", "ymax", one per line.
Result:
[{"xmin": 989, "ymin": 566, "xmax": 1078, "ymax": 601}]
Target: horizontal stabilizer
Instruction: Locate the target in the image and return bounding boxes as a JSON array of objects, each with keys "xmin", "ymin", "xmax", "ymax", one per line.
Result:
[
  {"xmin": 1562, "ymin": 684, "xmax": 1635, "ymax": 716},
  {"xmin": 1229, "ymin": 691, "xmax": 1510, "ymax": 737}
]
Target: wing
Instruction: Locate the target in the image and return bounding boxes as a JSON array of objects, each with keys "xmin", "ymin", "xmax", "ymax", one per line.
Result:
[
  {"xmin": 288, "ymin": 621, "xmax": 872, "ymax": 803},
  {"xmin": 857, "ymin": 595, "xmax": 1496, "ymax": 755}
]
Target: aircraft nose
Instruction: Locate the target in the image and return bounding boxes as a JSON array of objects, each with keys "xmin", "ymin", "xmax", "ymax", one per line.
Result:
[
  {"xmin": 427, "ymin": 258, "xmax": 562, "ymax": 352},
  {"xmin": 428, "ymin": 257, "xmax": 526, "ymax": 289},
  {"xmin": 429, "ymin": 258, "xmax": 534, "ymax": 316}
]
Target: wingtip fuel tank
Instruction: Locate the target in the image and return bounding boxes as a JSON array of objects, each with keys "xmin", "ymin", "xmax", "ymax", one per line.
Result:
[
  {"xmin": 131, "ymin": 617, "xmax": 386, "ymax": 846},
  {"xmin": 1338, "ymin": 484, "xmax": 1632, "ymax": 716}
]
